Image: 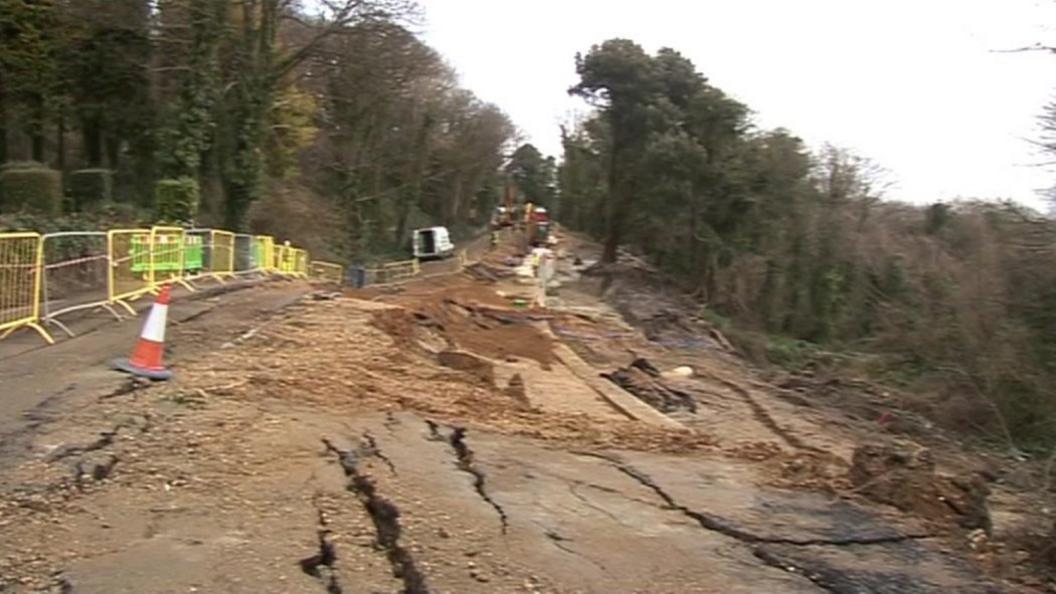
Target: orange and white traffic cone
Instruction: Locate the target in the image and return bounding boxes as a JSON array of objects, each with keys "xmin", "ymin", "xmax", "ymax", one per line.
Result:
[{"xmin": 112, "ymin": 285, "xmax": 173, "ymax": 381}]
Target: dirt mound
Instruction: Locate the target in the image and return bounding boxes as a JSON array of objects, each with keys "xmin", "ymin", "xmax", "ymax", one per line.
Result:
[
  {"xmin": 579, "ymin": 262, "xmax": 732, "ymax": 353},
  {"xmin": 849, "ymin": 443, "xmax": 991, "ymax": 533},
  {"xmin": 437, "ymin": 350, "xmax": 495, "ymax": 385},
  {"xmin": 370, "ymin": 281, "xmax": 556, "ymax": 369},
  {"xmin": 175, "ymin": 297, "xmax": 707, "ymax": 455}
]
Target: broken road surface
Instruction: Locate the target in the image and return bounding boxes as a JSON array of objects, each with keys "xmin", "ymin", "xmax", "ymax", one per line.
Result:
[{"xmin": 0, "ymin": 235, "xmax": 1019, "ymax": 593}]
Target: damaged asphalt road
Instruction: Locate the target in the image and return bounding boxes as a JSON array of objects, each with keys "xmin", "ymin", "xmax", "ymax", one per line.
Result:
[{"xmin": 0, "ymin": 261, "xmax": 1019, "ymax": 592}]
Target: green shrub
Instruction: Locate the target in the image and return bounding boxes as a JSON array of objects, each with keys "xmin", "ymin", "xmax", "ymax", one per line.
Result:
[
  {"xmin": 765, "ymin": 335, "xmax": 821, "ymax": 370},
  {"xmin": 69, "ymin": 169, "xmax": 113, "ymax": 211},
  {"xmin": 0, "ymin": 163, "xmax": 62, "ymax": 215},
  {"xmin": 155, "ymin": 177, "xmax": 199, "ymax": 224}
]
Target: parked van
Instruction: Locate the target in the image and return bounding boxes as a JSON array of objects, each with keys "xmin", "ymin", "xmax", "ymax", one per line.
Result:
[{"xmin": 413, "ymin": 226, "xmax": 455, "ymax": 259}]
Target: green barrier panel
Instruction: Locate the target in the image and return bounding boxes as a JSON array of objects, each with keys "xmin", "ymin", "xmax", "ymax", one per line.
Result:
[
  {"xmin": 183, "ymin": 234, "xmax": 203, "ymax": 273},
  {"xmin": 130, "ymin": 234, "xmax": 151, "ymax": 274}
]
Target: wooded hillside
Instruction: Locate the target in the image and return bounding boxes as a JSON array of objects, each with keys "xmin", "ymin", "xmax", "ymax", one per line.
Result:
[
  {"xmin": 0, "ymin": 0, "xmax": 514, "ymax": 258},
  {"xmin": 559, "ymin": 39, "xmax": 1056, "ymax": 452}
]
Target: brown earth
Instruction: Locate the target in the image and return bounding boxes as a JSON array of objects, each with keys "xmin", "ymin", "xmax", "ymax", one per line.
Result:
[{"xmin": 0, "ymin": 228, "xmax": 1050, "ymax": 593}]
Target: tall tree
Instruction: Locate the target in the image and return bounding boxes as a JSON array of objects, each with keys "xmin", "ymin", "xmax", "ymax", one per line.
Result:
[
  {"xmin": 570, "ymin": 39, "xmax": 658, "ymax": 263},
  {"xmin": 506, "ymin": 143, "xmax": 556, "ymax": 207}
]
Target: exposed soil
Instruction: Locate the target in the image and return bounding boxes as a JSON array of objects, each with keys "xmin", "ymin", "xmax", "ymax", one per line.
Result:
[{"xmin": 0, "ymin": 227, "xmax": 1050, "ymax": 593}]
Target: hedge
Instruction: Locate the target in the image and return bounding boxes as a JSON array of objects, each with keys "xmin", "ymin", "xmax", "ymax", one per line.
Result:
[
  {"xmin": 155, "ymin": 177, "xmax": 199, "ymax": 224},
  {"xmin": 69, "ymin": 169, "xmax": 113, "ymax": 211},
  {"xmin": 0, "ymin": 163, "xmax": 62, "ymax": 215}
]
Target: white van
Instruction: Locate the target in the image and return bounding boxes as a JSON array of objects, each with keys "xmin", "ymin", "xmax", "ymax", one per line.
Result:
[{"xmin": 413, "ymin": 226, "xmax": 455, "ymax": 259}]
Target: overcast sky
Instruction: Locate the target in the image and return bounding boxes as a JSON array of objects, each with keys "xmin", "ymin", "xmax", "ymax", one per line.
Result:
[{"xmin": 419, "ymin": 0, "xmax": 1056, "ymax": 208}]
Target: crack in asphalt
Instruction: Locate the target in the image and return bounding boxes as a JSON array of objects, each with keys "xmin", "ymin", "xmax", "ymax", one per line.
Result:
[
  {"xmin": 536, "ymin": 524, "xmax": 608, "ymax": 572},
  {"xmin": 99, "ymin": 377, "xmax": 147, "ymax": 400},
  {"xmin": 45, "ymin": 430, "xmax": 117, "ymax": 463},
  {"xmin": 361, "ymin": 432, "xmax": 397, "ymax": 475},
  {"xmin": 566, "ymin": 483, "xmax": 640, "ymax": 530},
  {"xmin": 446, "ymin": 426, "xmax": 509, "ymax": 534},
  {"xmin": 322, "ymin": 439, "xmax": 430, "ymax": 594},
  {"xmin": 424, "ymin": 419, "xmax": 444, "ymax": 441},
  {"xmin": 583, "ymin": 452, "xmax": 933, "ymax": 547},
  {"xmin": 753, "ymin": 547, "xmax": 840, "ymax": 593},
  {"xmin": 299, "ymin": 499, "xmax": 342, "ymax": 594}
]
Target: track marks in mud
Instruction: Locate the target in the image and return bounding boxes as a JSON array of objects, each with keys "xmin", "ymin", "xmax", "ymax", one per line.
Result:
[
  {"xmin": 322, "ymin": 438, "xmax": 430, "ymax": 594},
  {"xmin": 446, "ymin": 426, "xmax": 509, "ymax": 534}
]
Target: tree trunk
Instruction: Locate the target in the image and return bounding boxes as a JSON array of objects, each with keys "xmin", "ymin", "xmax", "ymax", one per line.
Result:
[
  {"xmin": 106, "ymin": 136, "xmax": 120, "ymax": 171},
  {"xmin": 31, "ymin": 135, "xmax": 44, "ymax": 163},
  {"xmin": 0, "ymin": 91, "xmax": 7, "ymax": 164},
  {"xmin": 82, "ymin": 115, "xmax": 103, "ymax": 167},
  {"xmin": 602, "ymin": 144, "xmax": 624, "ymax": 263},
  {"xmin": 223, "ymin": 177, "xmax": 251, "ymax": 231},
  {"xmin": 30, "ymin": 96, "xmax": 45, "ymax": 162},
  {"xmin": 56, "ymin": 110, "xmax": 66, "ymax": 171}
]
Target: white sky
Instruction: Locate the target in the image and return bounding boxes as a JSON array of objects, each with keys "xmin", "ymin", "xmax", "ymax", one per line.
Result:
[{"xmin": 419, "ymin": 0, "xmax": 1056, "ymax": 208}]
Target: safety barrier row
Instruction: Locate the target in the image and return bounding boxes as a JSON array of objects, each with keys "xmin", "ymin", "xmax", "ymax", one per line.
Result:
[
  {"xmin": 0, "ymin": 226, "xmax": 332, "ymax": 345},
  {"xmin": 353, "ymin": 258, "xmax": 420, "ymax": 287},
  {"xmin": 309, "ymin": 261, "xmax": 344, "ymax": 285}
]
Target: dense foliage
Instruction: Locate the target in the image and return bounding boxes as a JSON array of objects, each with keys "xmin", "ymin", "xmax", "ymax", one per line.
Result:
[
  {"xmin": 562, "ymin": 39, "xmax": 1056, "ymax": 451},
  {"xmin": 68, "ymin": 168, "xmax": 112, "ymax": 210},
  {"xmin": 0, "ymin": 162, "xmax": 61, "ymax": 213},
  {"xmin": 0, "ymin": 0, "xmax": 513, "ymax": 256}
]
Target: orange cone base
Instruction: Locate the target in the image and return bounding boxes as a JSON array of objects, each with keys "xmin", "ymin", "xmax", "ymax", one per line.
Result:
[{"xmin": 111, "ymin": 358, "xmax": 173, "ymax": 381}]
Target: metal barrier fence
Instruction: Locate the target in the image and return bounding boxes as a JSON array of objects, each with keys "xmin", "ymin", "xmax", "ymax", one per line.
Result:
[
  {"xmin": 292, "ymin": 249, "xmax": 308, "ymax": 277},
  {"xmin": 309, "ymin": 261, "xmax": 343, "ymax": 284},
  {"xmin": 234, "ymin": 234, "xmax": 253, "ymax": 273},
  {"xmin": 357, "ymin": 258, "xmax": 419, "ymax": 286},
  {"xmin": 41, "ymin": 231, "xmax": 121, "ymax": 338},
  {"xmin": 148, "ymin": 226, "xmax": 194, "ymax": 292},
  {"xmin": 258, "ymin": 236, "xmax": 276, "ymax": 273},
  {"xmin": 2, "ymin": 224, "xmax": 328, "ymax": 346},
  {"xmin": 274, "ymin": 243, "xmax": 294, "ymax": 275},
  {"xmin": 0, "ymin": 232, "xmax": 52, "ymax": 344},
  {"xmin": 211, "ymin": 230, "xmax": 235, "ymax": 279},
  {"xmin": 186, "ymin": 228, "xmax": 236, "ymax": 283},
  {"xmin": 108, "ymin": 228, "xmax": 152, "ymax": 315}
]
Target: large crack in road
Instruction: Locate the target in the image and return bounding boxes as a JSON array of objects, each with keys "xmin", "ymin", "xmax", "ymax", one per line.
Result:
[
  {"xmin": 446, "ymin": 425, "xmax": 509, "ymax": 534},
  {"xmin": 299, "ymin": 499, "xmax": 342, "ymax": 594},
  {"xmin": 581, "ymin": 451, "xmax": 933, "ymax": 547},
  {"xmin": 322, "ymin": 438, "xmax": 430, "ymax": 594}
]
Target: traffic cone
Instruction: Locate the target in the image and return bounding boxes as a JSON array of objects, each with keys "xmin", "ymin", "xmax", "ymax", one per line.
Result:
[{"xmin": 112, "ymin": 285, "xmax": 173, "ymax": 381}]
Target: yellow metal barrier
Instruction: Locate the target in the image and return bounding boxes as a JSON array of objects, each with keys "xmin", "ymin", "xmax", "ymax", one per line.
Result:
[
  {"xmin": 42, "ymin": 231, "xmax": 121, "ymax": 338},
  {"xmin": 274, "ymin": 244, "xmax": 288, "ymax": 274},
  {"xmin": 149, "ymin": 226, "xmax": 195, "ymax": 292},
  {"xmin": 6, "ymin": 222, "xmax": 320, "ymax": 346},
  {"xmin": 0, "ymin": 232, "xmax": 53, "ymax": 344},
  {"xmin": 293, "ymin": 249, "xmax": 309, "ymax": 277},
  {"xmin": 273, "ymin": 243, "xmax": 302, "ymax": 275},
  {"xmin": 211, "ymin": 230, "xmax": 235, "ymax": 280},
  {"xmin": 107, "ymin": 228, "xmax": 152, "ymax": 315},
  {"xmin": 257, "ymin": 235, "xmax": 276, "ymax": 273},
  {"xmin": 379, "ymin": 258, "xmax": 419, "ymax": 284},
  {"xmin": 309, "ymin": 261, "xmax": 343, "ymax": 284}
]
